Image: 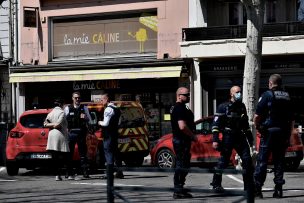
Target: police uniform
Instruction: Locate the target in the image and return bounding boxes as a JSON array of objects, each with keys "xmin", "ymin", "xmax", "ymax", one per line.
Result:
[
  {"xmin": 99, "ymin": 103, "xmax": 123, "ymax": 179},
  {"xmin": 170, "ymin": 102, "xmax": 195, "ymax": 194},
  {"xmin": 254, "ymin": 88, "xmax": 294, "ymax": 196},
  {"xmin": 64, "ymin": 104, "xmax": 91, "ymax": 178},
  {"xmin": 100, "ymin": 104, "xmax": 121, "ymax": 165},
  {"xmin": 211, "ymin": 100, "xmax": 254, "ymax": 192}
]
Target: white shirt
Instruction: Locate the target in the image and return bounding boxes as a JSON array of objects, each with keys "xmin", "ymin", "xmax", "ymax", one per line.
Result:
[{"xmin": 98, "ymin": 103, "xmax": 116, "ymax": 127}]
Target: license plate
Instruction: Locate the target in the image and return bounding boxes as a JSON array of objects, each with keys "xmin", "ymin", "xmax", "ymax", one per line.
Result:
[
  {"xmin": 30, "ymin": 153, "xmax": 52, "ymax": 159},
  {"xmin": 118, "ymin": 138, "xmax": 131, "ymax": 144},
  {"xmin": 285, "ymin": 151, "xmax": 297, "ymax": 157}
]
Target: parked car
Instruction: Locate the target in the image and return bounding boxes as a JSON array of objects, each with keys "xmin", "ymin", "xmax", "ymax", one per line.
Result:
[
  {"xmin": 6, "ymin": 109, "xmax": 53, "ymax": 175},
  {"xmin": 256, "ymin": 127, "xmax": 303, "ymax": 170},
  {"xmin": 5, "ymin": 101, "xmax": 150, "ymax": 176},
  {"xmin": 150, "ymin": 116, "xmax": 304, "ymax": 170},
  {"xmin": 150, "ymin": 117, "xmax": 236, "ymax": 168}
]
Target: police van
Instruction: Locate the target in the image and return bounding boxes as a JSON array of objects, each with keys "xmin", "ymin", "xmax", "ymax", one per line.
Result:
[{"xmin": 86, "ymin": 101, "xmax": 150, "ymax": 167}]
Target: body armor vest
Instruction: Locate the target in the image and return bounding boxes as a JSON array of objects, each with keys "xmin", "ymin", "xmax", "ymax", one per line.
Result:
[
  {"xmin": 66, "ymin": 104, "xmax": 87, "ymax": 130},
  {"xmin": 102, "ymin": 106, "xmax": 121, "ymax": 139}
]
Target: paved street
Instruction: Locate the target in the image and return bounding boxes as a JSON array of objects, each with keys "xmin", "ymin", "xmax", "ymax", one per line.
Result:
[{"xmin": 1, "ymin": 161, "xmax": 304, "ymax": 203}]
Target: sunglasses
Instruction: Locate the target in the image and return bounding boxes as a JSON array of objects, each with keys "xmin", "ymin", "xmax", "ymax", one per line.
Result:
[{"xmin": 179, "ymin": 93, "xmax": 190, "ymax": 97}]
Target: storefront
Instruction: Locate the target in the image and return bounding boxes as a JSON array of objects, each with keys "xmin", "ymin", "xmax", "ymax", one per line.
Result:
[
  {"xmin": 11, "ymin": 0, "xmax": 196, "ymax": 140},
  {"xmin": 200, "ymin": 55, "xmax": 304, "ymax": 121},
  {"xmin": 10, "ymin": 58, "xmax": 188, "ymax": 140},
  {"xmin": 21, "ymin": 77, "xmax": 180, "ymax": 139}
]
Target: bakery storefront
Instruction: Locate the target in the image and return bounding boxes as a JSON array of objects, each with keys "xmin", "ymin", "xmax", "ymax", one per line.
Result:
[{"xmin": 10, "ymin": 13, "xmax": 188, "ymax": 139}]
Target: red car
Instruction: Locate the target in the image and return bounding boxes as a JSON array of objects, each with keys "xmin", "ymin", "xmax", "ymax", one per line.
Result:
[
  {"xmin": 150, "ymin": 116, "xmax": 304, "ymax": 170},
  {"xmin": 150, "ymin": 117, "xmax": 237, "ymax": 168},
  {"xmin": 5, "ymin": 108, "xmax": 93, "ymax": 176},
  {"xmin": 6, "ymin": 109, "xmax": 53, "ymax": 175},
  {"xmin": 5, "ymin": 101, "xmax": 150, "ymax": 176},
  {"xmin": 256, "ymin": 127, "xmax": 303, "ymax": 170}
]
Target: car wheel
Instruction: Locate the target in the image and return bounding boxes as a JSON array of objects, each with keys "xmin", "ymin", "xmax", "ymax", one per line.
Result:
[
  {"xmin": 285, "ymin": 159, "xmax": 301, "ymax": 171},
  {"xmin": 6, "ymin": 161, "xmax": 19, "ymax": 176},
  {"xmin": 156, "ymin": 149, "xmax": 176, "ymax": 168},
  {"xmin": 124, "ymin": 157, "xmax": 144, "ymax": 167}
]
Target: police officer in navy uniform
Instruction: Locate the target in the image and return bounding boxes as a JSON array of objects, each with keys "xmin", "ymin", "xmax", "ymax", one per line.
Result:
[
  {"xmin": 254, "ymin": 74, "xmax": 294, "ymax": 198},
  {"xmin": 170, "ymin": 87, "xmax": 197, "ymax": 199},
  {"xmin": 211, "ymin": 86, "xmax": 254, "ymax": 196},
  {"xmin": 64, "ymin": 91, "xmax": 92, "ymax": 179}
]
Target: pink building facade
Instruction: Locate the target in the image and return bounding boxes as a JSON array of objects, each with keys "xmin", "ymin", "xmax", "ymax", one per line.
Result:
[
  {"xmin": 18, "ymin": 0, "xmax": 188, "ymax": 65},
  {"xmin": 10, "ymin": 0, "xmax": 190, "ymax": 139}
]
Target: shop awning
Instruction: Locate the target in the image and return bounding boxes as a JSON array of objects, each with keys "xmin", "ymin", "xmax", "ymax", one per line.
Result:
[{"xmin": 9, "ymin": 66, "xmax": 182, "ymax": 83}]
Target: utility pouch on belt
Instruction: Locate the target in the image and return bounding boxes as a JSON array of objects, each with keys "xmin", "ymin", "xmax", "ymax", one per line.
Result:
[
  {"xmin": 69, "ymin": 128, "xmax": 82, "ymax": 134},
  {"xmin": 258, "ymin": 125, "xmax": 268, "ymax": 137}
]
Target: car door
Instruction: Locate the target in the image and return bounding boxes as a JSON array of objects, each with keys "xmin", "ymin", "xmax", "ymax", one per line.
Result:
[{"xmin": 190, "ymin": 117, "xmax": 220, "ymax": 163}]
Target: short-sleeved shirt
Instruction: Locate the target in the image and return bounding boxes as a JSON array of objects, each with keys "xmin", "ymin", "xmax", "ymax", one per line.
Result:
[
  {"xmin": 255, "ymin": 89, "xmax": 294, "ymax": 128},
  {"xmin": 170, "ymin": 102, "xmax": 195, "ymax": 140}
]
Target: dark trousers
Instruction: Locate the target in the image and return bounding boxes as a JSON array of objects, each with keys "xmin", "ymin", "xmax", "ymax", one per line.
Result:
[
  {"xmin": 212, "ymin": 131, "xmax": 254, "ymax": 191},
  {"xmin": 254, "ymin": 127, "xmax": 288, "ymax": 188},
  {"xmin": 173, "ymin": 137, "xmax": 191, "ymax": 193},
  {"xmin": 67, "ymin": 130, "xmax": 88, "ymax": 176},
  {"xmin": 103, "ymin": 135, "xmax": 123, "ymax": 170},
  {"xmin": 50, "ymin": 150, "xmax": 68, "ymax": 176}
]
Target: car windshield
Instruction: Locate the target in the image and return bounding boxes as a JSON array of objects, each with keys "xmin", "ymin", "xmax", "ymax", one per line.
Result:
[
  {"xmin": 119, "ymin": 106, "xmax": 145, "ymax": 128},
  {"xmin": 20, "ymin": 113, "xmax": 47, "ymax": 128},
  {"xmin": 195, "ymin": 118, "xmax": 213, "ymax": 135}
]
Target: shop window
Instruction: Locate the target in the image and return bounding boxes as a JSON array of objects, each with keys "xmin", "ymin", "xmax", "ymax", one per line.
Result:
[
  {"xmin": 228, "ymin": 3, "xmax": 246, "ymax": 25},
  {"xmin": 298, "ymin": 0, "xmax": 304, "ymax": 21},
  {"xmin": 24, "ymin": 7, "xmax": 38, "ymax": 28},
  {"xmin": 265, "ymin": 0, "xmax": 277, "ymax": 23}
]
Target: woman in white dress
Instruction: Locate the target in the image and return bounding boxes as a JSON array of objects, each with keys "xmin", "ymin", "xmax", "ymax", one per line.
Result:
[{"xmin": 44, "ymin": 98, "xmax": 70, "ymax": 181}]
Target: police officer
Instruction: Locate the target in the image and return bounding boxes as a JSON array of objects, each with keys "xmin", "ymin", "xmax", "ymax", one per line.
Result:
[
  {"xmin": 64, "ymin": 91, "xmax": 92, "ymax": 179},
  {"xmin": 254, "ymin": 74, "xmax": 294, "ymax": 198},
  {"xmin": 170, "ymin": 87, "xmax": 197, "ymax": 199},
  {"xmin": 98, "ymin": 93, "xmax": 124, "ymax": 179},
  {"xmin": 211, "ymin": 86, "xmax": 254, "ymax": 195}
]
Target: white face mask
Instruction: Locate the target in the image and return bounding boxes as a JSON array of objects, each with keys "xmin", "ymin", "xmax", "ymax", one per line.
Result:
[{"xmin": 234, "ymin": 92, "xmax": 242, "ymax": 101}]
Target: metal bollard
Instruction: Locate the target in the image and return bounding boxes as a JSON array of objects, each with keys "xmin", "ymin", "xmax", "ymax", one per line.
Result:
[{"xmin": 107, "ymin": 164, "xmax": 114, "ymax": 203}]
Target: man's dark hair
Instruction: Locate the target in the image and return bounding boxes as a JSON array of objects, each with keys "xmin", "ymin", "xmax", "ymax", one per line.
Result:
[
  {"xmin": 269, "ymin": 74, "xmax": 282, "ymax": 87},
  {"xmin": 72, "ymin": 91, "xmax": 81, "ymax": 97},
  {"xmin": 101, "ymin": 92, "xmax": 111, "ymax": 100},
  {"xmin": 54, "ymin": 97, "xmax": 64, "ymax": 107}
]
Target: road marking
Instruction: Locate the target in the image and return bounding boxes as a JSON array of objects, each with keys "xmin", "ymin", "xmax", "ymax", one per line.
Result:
[
  {"xmin": 71, "ymin": 182, "xmax": 144, "ymax": 187},
  {"xmin": 226, "ymin": 175, "xmax": 243, "ymax": 184},
  {"xmin": 0, "ymin": 179, "xmax": 16, "ymax": 182},
  {"xmin": 0, "ymin": 167, "xmax": 6, "ymax": 172}
]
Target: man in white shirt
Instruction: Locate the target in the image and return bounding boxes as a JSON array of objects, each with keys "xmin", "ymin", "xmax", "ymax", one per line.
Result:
[{"xmin": 98, "ymin": 93, "xmax": 124, "ymax": 179}]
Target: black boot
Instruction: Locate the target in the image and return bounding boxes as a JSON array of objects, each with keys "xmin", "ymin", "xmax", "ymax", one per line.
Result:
[
  {"xmin": 115, "ymin": 170, "xmax": 124, "ymax": 179},
  {"xmin": 210, "ymin": 173, "xmax": 224, "ymax": 193},
  {"xmin": 273, "ymin": 184, "xmax": 283, "ymax": 198},
  {"xmin": 255, "ymin": 186, "xmax": 263, "ymax": 199},
  {"xmin": 173, "ymin": 184, "xmax": 192, "ymax": 199},
  {"xmin": 83, "ymin": 168, "xmax": 90, "ymax": 178}
]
